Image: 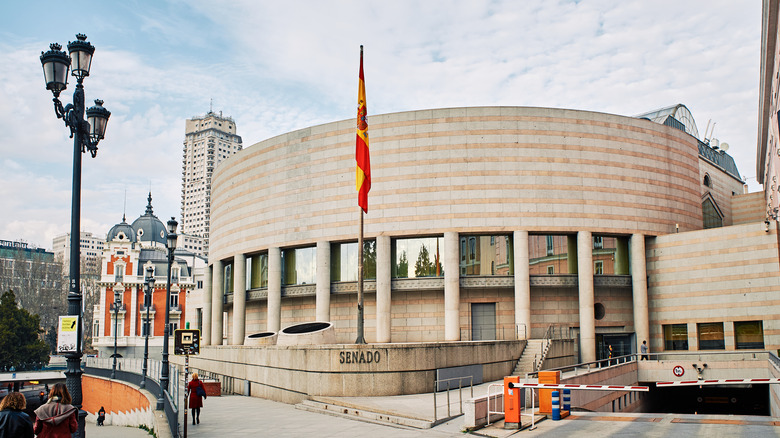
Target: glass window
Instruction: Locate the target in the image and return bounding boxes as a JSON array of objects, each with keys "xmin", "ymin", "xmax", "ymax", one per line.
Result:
[
  {"xmin": 331, "ymin": 241, "xmax": 376, "ymax": 281},
  {"xmin": 282, "ymin": 246, "xmax": 316, "ymax": 285},
  {"xmin": 592, "ymin": 236, "xmax": 616, "ymax": 275},
  {"xmin": 115, "ymin": 265, "xmax": 123, "ymax": 283},
  {"xmin": 459, "ymin": 235, "xmax": 513, "ymax": 276},
  {"xmin": 734, "ymin": 321, "xmax": 764, "ymax": 349},
  {"xmin": 663, "ymin": 324, "xmax": 688, "ymax": 350},
  {"xmin": 249, "ymin": 253, "xmax": 268, "ymax": 289},
  {"xmin": 703, "ymin": 198, "xmax": 723, "ymax": 229},
  {"xmin": 392, "ymin": 237, "xmax": 444, "ymax": 278},
  {"xmin": 170, "ymin": 291, "xmax": 179, "ymax": 309},
  {"xmin": 530, "ymin": 235, "xmax": 569, "ymax": 275},
  {"xmin": 223, "ymin": 262, "xmax": 234, "ymax": 293},
  {"xmin": 697, "ymin": 322, "xmax": 725, "ymax": 350}
]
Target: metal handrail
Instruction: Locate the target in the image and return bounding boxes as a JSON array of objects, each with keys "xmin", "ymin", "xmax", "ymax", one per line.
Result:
[
  {"xmin": 433, "ymin": 376, "xmax": 474, "ymax": 420},
  {"xmin": 486, "ymin": 383, "xmax": 503, "ymax": 426}
]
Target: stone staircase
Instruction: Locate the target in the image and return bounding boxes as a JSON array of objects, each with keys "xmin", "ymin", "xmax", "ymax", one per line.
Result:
[{"xmin": 512, "ymin": 339, "xmax": 547, "ymax": 376}]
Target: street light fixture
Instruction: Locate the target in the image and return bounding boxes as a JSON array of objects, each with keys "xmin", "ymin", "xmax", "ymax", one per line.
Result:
[
  {"xmin": 40, "ymin": 33, "xmax": 110, "ymax": 438},
  {"xmin": 158, "ymin": 217, "xmax": 178, "ymax": 410},
  {"xmin": 111, "ymin": 290, "xmax": 121, "ymax": 379},
  {"xmin": 141, "ymin": 266, "xmax": 155, "ymax": 389}
]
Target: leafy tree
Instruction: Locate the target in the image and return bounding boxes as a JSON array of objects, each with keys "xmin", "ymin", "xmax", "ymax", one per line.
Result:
[
  {"xmin": 415, "ymin": 245, "xmax": 434, "ymax": 277},
  {"xmin": 397, "ymin": 251, "xmax": 408, "ymax": 278},
  {"xmin": 0, "ymin": 290, "xmax": 49, "ymax": 370},
  {"xmin": 362, "ymin": 240, "xmax": 377, "ymax": 279}
]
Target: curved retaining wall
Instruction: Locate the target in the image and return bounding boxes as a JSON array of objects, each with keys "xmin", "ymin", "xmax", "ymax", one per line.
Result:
[
  {"xmin": 172, "ymin": 340, "xmax": 524, "ymax": 404},
  {"xmin": 82, "ymin": 375, "xmax": 156, "ymax": 430},
  {"xmin": 210, "ymin": 106, "xmax": 701, "ymax": 261}
]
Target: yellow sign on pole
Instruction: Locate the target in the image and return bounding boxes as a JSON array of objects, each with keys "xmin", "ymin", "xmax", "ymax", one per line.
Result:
[{"xmin": 57, "ymin": 315, "xmax": 79, "ymax": 354}]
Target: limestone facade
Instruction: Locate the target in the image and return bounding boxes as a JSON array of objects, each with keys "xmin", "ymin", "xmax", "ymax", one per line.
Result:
[{"xmin": 200, "ymin": 106, "xmax": 777, "ymax": 362}]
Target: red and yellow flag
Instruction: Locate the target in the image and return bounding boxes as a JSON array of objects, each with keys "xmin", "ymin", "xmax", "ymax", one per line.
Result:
[{"xmin": 356, "ymin": 45, "xmax": 371, "ymax": 213}]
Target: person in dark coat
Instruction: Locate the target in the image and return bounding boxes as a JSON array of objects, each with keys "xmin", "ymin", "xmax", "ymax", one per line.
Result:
[
  {"xmin": 0, "ymin": 392, "xmax": 34, "ymax": 438},
  {"xmin": 187, "ymin": 373, "xmax": 206, "ymax": 425},
  {"xmin": 33, "ymin": 383, "xmax": 77, "ymax": 438},
  {"xmin": 97, "ymin": 406, "xmax": 106, "ymax": 426}
]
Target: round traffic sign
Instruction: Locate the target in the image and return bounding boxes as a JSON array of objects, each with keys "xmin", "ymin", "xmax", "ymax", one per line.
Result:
[{"xmin": 672, "ymin": 365, "xmax": 685, "ymax": 377}]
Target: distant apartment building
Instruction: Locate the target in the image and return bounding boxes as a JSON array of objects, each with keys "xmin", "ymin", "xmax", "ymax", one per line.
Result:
[
  {"xmin": 181, "ymin": 110, "xmax": 242, "ymax": 256},
  {"xmin": 52, "ymin": 231, "xmax": 105, "ymax": 277},
  {"xmin": 0, "ymin": 239, "xmax": 64, "ymax": 332}
]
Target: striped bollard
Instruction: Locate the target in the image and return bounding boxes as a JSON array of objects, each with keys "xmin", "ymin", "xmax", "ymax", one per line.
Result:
[
  {"xmin": 563, "ymin": 388, "xmax": 571, "ymax": 412},
  {"xmin": 552, "ymin": 390, "xmax": 560, "ymax": 421}
]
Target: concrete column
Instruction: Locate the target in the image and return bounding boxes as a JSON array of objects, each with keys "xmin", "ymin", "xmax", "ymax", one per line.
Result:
[
  {"xmin": 232, "ymin": 254, "xmax": 246, "ymax": 345},
  {"xmin": 567, "ymin": 235, "xmax": 578, "ymax": 274},
  {"xmin": 376, "ymin": 235, "xmax": 392, "ymax": 343},
  {"xmin": 211, "ymin": 260, "xmax": 224, "ymax": 345},
  {"xmin": 513, "ymin": 231, "xmax": 530, "ymax": 340},
  {"xmin": 615, "ymin": 237, "xmax": 630, "ymax": 275},
  {"xmin": 577, "ymin": 231, "xmax": 596, "ymax": 363},
  {"xmin": 631, "ymin": 234, "xmax": 649, "ymax": 350},
  {"xmin": 203, "ymin": 266, "xmax": 212, "ymax": 345},
  {"xmin": 267, "ymin": 247, "xmax": 282, "ymax": 332},
  {"xmin": 316, "ymin": 241, "xmax": 331, "ymax": 322},
  {"xmin": 444, "ymin": 232, "xmax": 460, "ymax": 341}
]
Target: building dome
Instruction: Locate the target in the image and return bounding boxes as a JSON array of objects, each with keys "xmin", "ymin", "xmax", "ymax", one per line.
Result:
[
  {"xmin": 131, "ymin": 193, "xmax": 168, "ymax": 246},
  {"xmin": 107, "ymin": 215, "xmax": 136, "ymax": 243}
]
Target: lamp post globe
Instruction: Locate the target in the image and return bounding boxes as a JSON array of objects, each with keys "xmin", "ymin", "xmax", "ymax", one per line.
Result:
[
  {"xmin": 41, "ymin": 33, "xmax": 109, "ymax": 438},
  {"xmin": 158, "ymin": 217, "xmax": 178, "ymax": 411}
]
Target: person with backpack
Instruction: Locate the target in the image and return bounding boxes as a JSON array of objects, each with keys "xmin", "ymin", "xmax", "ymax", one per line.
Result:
[{"xmin": 187, "ymin": 373, "xmax": 207, "ymax": 425}]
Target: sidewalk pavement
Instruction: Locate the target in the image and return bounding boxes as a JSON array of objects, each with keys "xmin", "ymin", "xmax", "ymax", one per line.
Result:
[{"xmin": 85, "ymin": 422, "xmax": 154, "ymax": 437}]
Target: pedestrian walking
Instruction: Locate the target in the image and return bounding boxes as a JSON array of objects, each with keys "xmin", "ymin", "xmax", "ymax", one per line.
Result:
[
  {"xmin": 0, "ymin": 392, "xmax": 33, "ymax": 438},
  {"xmin": 33, "ymin": 383, "xmax": 77, "ymax": 438},
  {"xmin": 187, "ymin": 373, "xmax": 207, "ymax": 425},
  {"xmin": 640, "ymin": 340, "xmax": 649, "ymax": 360},
  {"xmin": 97, "ymin": 406, "xmax": 106, "ymax": 426}
]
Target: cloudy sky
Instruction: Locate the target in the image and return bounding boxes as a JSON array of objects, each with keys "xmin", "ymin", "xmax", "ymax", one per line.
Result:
[{"xmin": 0, "ymin": 0, "xmax": 763, "ymax": 250}]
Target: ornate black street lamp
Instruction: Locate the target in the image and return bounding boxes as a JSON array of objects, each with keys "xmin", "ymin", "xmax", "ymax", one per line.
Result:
[
  {"xmin": 158, "ymin": 217, "xmax": 178, "ymax": 410},
  {"xmin": 141, "ymin": 266, "xmax": 154, "ymax": 389},
  {"xmin": 111, "ymin": 289, "xmax": 121, "ymax": 379},
  {"xmin": 40, "ymin": 33, "xmax": 110, "ymax": 438}
]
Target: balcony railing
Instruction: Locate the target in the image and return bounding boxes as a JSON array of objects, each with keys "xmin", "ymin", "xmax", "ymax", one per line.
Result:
[
  {"xmin": 139, "ymin": 303, "xmax": 156, "ymax": 313},
  {"xmin": 110, "ymin": 303, "xmax": 126, "ymax": 312}
]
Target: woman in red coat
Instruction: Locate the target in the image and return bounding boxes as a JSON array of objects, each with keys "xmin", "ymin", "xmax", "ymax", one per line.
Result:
[
  {"xmin": 33, "ymin": 383, "xmax": 77, "ymax": 438},
  {"xmin": 187, "ymin": 373, "xmax": 206, "ymax": 425}
]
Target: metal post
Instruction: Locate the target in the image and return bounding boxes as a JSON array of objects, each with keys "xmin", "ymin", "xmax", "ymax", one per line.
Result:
[
  {"xmin": 64, "ymin": 80, "xmax": 88, "ymax": 438},
  {"xmin": 356, "ymin": 209, "xmax": 366, "ymax": 344},
  {"xmin": 111, "ymin": 295, "xmax": 118, "ymax": 379},
  {"xmin": 141, "ymin": 278, "xmax": 151, "ymax": 389},
  {"xmin": 158, "ymin": 247, "xmax": 173, "ymax": 410},
  {"xmin": 183, "ymin": 353, "xmax": 189, "ymax": 438}
]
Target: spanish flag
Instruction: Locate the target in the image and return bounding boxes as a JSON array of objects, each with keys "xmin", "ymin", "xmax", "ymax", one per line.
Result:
[{"xmin": 356, "ymin": 45, "xmax": 371, "ymax": 213}]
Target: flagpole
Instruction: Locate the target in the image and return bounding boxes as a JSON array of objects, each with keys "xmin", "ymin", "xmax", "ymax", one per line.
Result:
[{"xmin": 356, "ymin": 207, "xmax": 366, "ymax": 344}]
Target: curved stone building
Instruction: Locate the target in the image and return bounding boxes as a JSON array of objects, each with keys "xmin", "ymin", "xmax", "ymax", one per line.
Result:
[{"xmin": 202, "ymin": 105, "xmax": 772, "ymax": 365}]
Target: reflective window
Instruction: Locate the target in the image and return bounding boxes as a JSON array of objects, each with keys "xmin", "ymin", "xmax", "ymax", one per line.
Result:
[
  {"xmin": 282, "ymin": 246, "xmax": 316, "ymax": 285},
  {"xmin": 703, "ymin": 198, "xmax": 723, "ymax": 229},
  {"xmin": 593, "ymin": 236, "xmax": 619, "ymax": 275},
  {"xmin": 663, "ymin": 324, "xmax": 688, "ymax": 350},
  {"xmin": 223, "ymin": 262, "xmax": 234, "ymax": 293},
  {"xmin": 392, "ymin": 237, "xmax": 444, "ymax": 278},
  {"xmin": 529, "ymin": 235, "xmax": 570, "ymax": 275},
  {"xmin": 459, "ymin": 235, "xmax": 513, "ymax": 276},
  {"xmin": 331, "ymin": 241, "xmax": 376, "ymax": 281},
  {"xmin": 734, "ymin": 321, "xmax": 764, "ymax": 349},
  {"xmin": 697, "ymin": 322, "xmax": 725, "ymax": 350},
  {"xmin": 248, "ymin": 253, "xmax": 268, "ymax": 289}
]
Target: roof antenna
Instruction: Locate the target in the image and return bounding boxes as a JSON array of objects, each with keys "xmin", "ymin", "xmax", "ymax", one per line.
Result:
[
  {"xmin": 210, "ymin": 98, "xmax": 213, "ymax": 114},
  {"xmin": 123, "ymin": 188, "xmax": 127, "ymax": 222}
]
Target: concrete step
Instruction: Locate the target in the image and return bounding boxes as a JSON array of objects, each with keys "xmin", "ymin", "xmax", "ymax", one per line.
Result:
[{"xmin": 295, "ymin": 399, "xmax": 436, "ymax": 430}]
